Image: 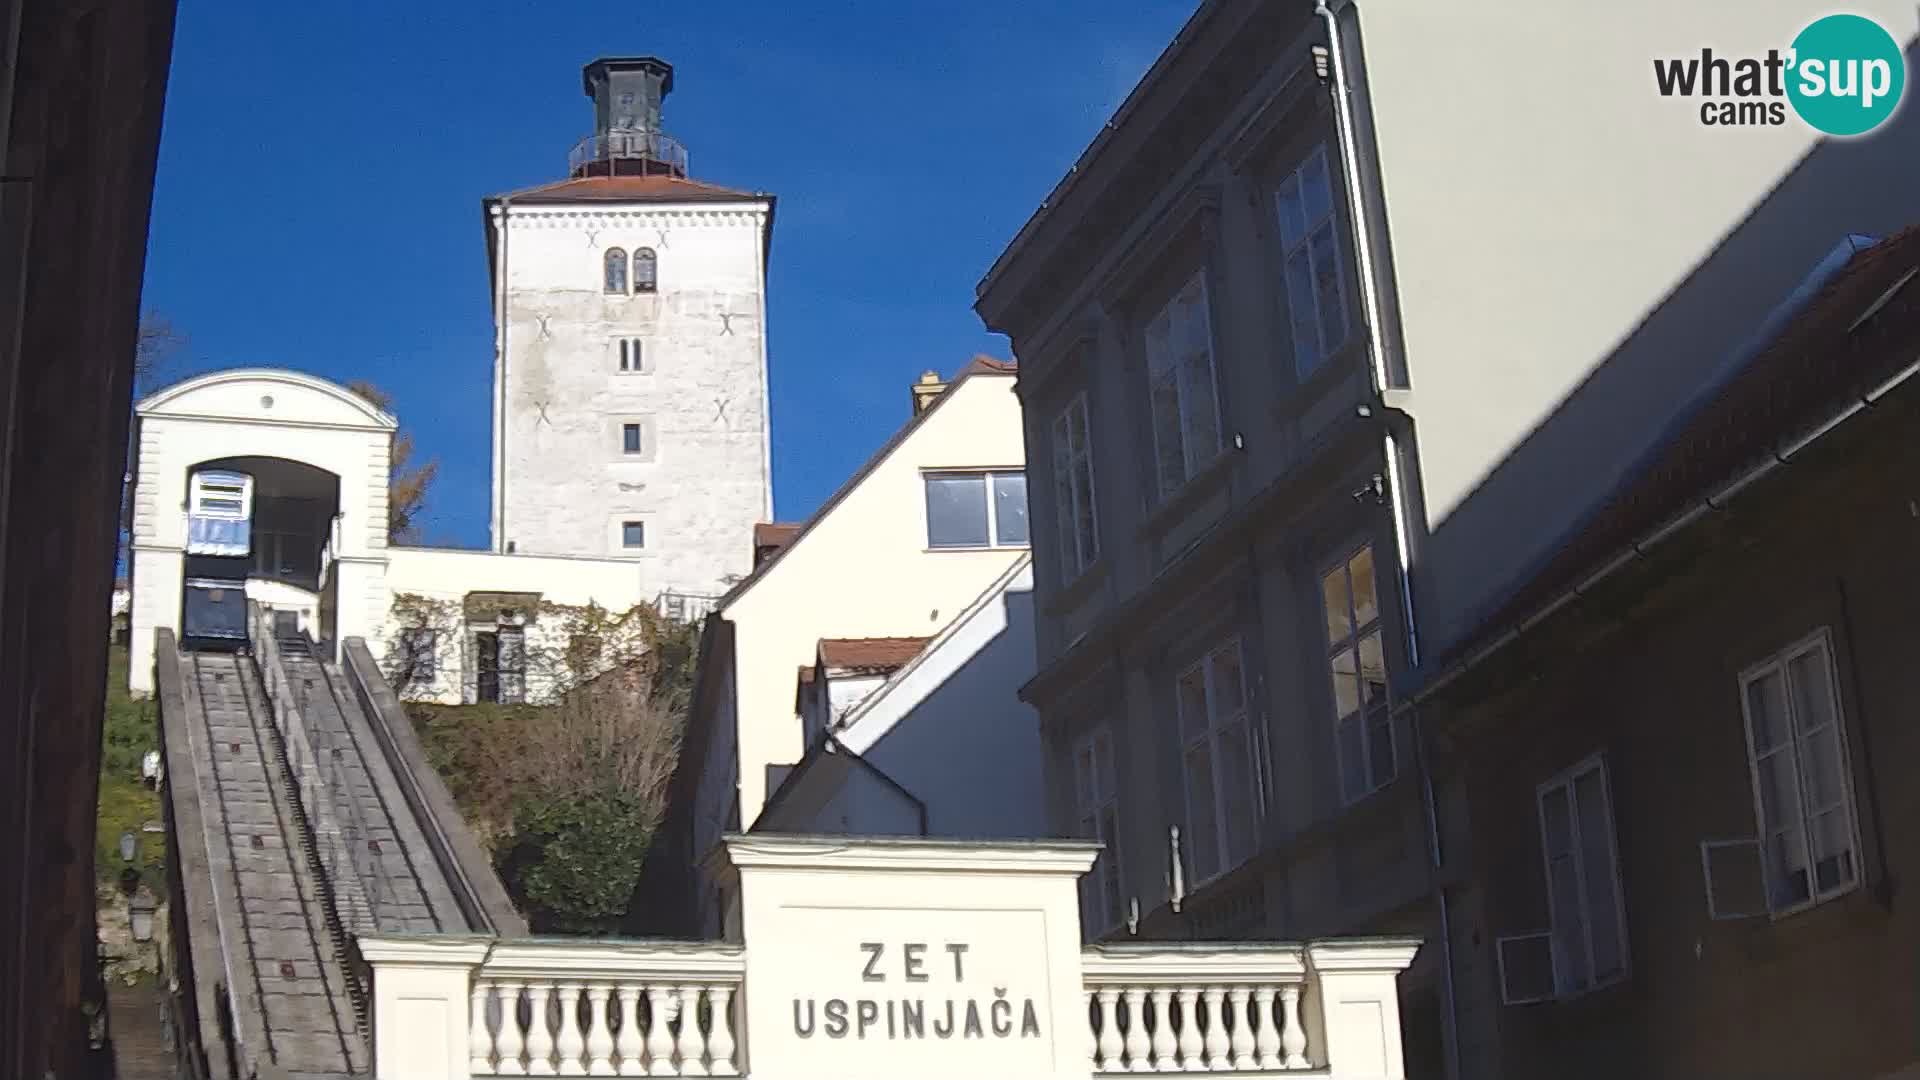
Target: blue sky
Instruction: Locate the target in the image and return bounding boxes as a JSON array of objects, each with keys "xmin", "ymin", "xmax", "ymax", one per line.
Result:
[{"xmin": 140, "ymin": 0, "xmax": 1195, "ymax": 547}]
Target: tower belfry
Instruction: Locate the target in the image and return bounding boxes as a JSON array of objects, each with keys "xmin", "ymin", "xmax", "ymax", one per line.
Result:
[{"xmin": 572, "ymin": 56, "xmax": 686, "ymax": 179}]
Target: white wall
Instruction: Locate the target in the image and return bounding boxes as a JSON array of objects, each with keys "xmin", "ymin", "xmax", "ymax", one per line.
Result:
[
  {"xmin": 715, "ymin": 372, "xmax": 1029, "ymax": 822},
  {"xmin": 382, "ymin": 545, "xmax": 652, "ymax": 704},
  {"xmin": 127, "ymin": 370, "xmax": 394, "ymax": 696},
  {"xmin": 1349, "ymin": 0, "xmax": 1920, "ymax": 652},
  {"xmin": 781, "ymin": 559, "xmax": 1044, "ymax": 841},
  {"xmin": 493, "ymin": 200, "xmax": 773, "ymax": 600}
]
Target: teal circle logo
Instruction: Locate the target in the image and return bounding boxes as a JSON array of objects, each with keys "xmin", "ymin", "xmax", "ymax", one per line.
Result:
[{"xmin": 1787, "ymin": 14, "xmax": 1906, "ymax": 136}]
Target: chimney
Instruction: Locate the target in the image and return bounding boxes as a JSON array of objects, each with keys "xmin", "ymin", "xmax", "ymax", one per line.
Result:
[
  {"xmin": 573, "ymin": 57, "xmax": 687, "ymax": 179},
  {"xmin": 910, "ymin": 370, "xmax": 947, "ymax": 415}
]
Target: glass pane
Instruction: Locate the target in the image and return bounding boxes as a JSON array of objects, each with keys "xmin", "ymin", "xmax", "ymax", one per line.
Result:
[
  {"xmin": 1366, "ymin": 710, "xmax": 1396, "ymax": 788},
  {"xmin": 1054, "ymin": 460, "xmax": 1079, "ymax": 573},
  {"xmin": 1338, "ymin": 714, "xmax": 1366, "ymax": 802},
  {"xmin": 1800, "ymin": 723, "xmax": 1847, "ymax": 813},
  {"xmin": 1073, "ymin": 459, "xmax": 1098, "ymax": 564},
  {"xmin": 1152, "ymin": 374, "xmax": 1186, "ymax": 496},
  {"xmin": 1219, "ymin": 721, "xmax": 1257, "ymax": 865},
  {"xmin": 1548, "ymin": 852, "xmax": 1591, "ymax": 991},
  {"xmin": 1311, "ymin": 222, "xmax": 1349, "ymax": 360},
  {"xmin": 1765, "ymin": 829, "xmax": 1811, "ymax": 909},
  {"xmin": 1756, "ymin": 751, "xmax": 1802, "ymax": 837},
  {"xmin": 1276, "ymin": 175, "xmax": 1306, "ymax": 247},
  {"xmin": 1574, "ymin": 770, "xmax": 1625, "ymax": 979},
  {"xmin": 991, "ymin": 473, "xmax": 1030, "ymax": 545},
  {"xmin": 622, "ymin": 522, "xmax": 645, "ymax": 548},
  {"xmin": 1808, "ymin": 808, "xmax": 1856, "ymax": 893},
  {"xmin": 1301, "ymin": 150, "xmax": 1333, "ymax": 227},
  {"xmin": 1321, "ymin": 566, "xmax": 1352, "ymax": 644},
  {"xmin": 1285, "ymin": 247, "xmax": 1322, "ymax": 372},
  {"xmin": 1329, "ymin": 648, "xmax": 1360, "ymax": 719},
  {"xmin": 1745, "ymin": 668, "xmax": 1790, "ymax": 753},
  {"xmin": 633, "ymin": 248, "xmax": 658, "ymax": 291},
  {"xmin": 1067, "ymin": 397, "xmax": 1088, "ymax": 454},
  {"xmin": 1787, "ymin": 649, "xmax": 1837, "ymax": 735},
  {"xmin": 1145, "ymin": 311, "xmax": 1174, "ymax": 376},
  {"xmin": 1540, "ymin": 784, "xmax": 1574, "ymax": 858},
  {"xmin": 1212, "ymin": 645, "xmax": 1244, "ymax": 714},
  {"xmin": 1178, "ymin": 666, "xmax": 1209, "ymax": 739},
  {"xmin": 1184, "ymin": 744, "xmax": 1220, "ymax": 881},
  {"xmin": 604, "ymin": 249, "xmax": 628, "ymax": 293},
  {"xmin": 925, "ymin": 475, "xmax": 989, "ymax": 547},
  {"xmin": 1181, "ymin": 347, "xmax": 1219, "ymax": 468},
  {"xmin": 1350, "ymin": 547, "xmax": 1378, "ymax": 628},
  {"xmin": 623, "ymin": 424, "xmax": 642, "ymax": 454},
  {"xmin": 1358, "ymin": 630, "xmax": 1388, "ymax": 707}
]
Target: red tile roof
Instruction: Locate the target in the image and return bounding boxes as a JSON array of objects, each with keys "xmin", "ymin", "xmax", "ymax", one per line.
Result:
[
  {"xmin": 817, "ymin": 637, "xmax": 931, "ymax": 673},
  {"xmin": 1441, "ymin": 225, "xmax": 1920, "ymax": 670},
  {"xmin": 754, "ymin": 522, "xmax": 803, "ymax": 552},
  {"xmin": 493, "ymin": 174, "xmax": 763, "ymax": 204}
]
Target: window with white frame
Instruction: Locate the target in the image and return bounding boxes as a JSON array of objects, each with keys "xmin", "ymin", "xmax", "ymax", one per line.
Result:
[
  {"xmin": 1321, "ymin": 546, "xmax": 1393, "ymax": 803},
  {"xmin": 1072, "ymin": 726, "xmax": 1124, "ymax": 933},
  {"xmin": 923, "ymin": 470, "xmax": 1028, "ymax": 549},
  {"xmin": 1738, "ymin": 630, "xmax": 1860, "ymax": 915},
  {"xmin": 1176, "ymin": 640, "xmax": 1260, "ymax": 884},
  {"xmin": 1275, "ymin": 145, "xmax": 1351, "ymax": 376},
  {"xmin": 1499, "ymin": 755, "xmax": 1632, "ymax": 1005},
  {"xmin": 1050, "ymin": 394, "xmax": 1099, "ymax": 580},
  {"xmin": 1144, "ymin": 271, "xmax": 1221, "ymax": 499}
]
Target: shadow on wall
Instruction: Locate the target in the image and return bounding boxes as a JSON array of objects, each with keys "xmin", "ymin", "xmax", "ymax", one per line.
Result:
[{"xmin": 1407, "ymin": 36, "xmax": 1920, "ymax": 660}]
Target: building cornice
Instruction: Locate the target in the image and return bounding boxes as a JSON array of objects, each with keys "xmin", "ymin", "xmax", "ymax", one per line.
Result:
[
  {"xmin": 495, "ymin": 205, "xmax": 769, "ymax": 230},
  {"xmin": 716, "ymin": 833, "xmax": 1100, "ymax": 877}
]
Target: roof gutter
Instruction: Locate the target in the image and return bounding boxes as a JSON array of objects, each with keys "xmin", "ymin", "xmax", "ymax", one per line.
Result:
[
  {"xmin": 1413, "ymin": 351, "xmax": 1920, "ymax": 707},
  {"xmin": 491, "ymin": 195, "xmax": 512, "ymax": 553}
]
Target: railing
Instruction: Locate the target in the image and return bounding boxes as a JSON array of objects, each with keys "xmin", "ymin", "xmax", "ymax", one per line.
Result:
[
  {"xmin": 568, "ymin": 129, "xmax": 690, "ymax": 177},
  {"xmin": 1083, "ymin": 945, "xmax": 1311, "ymax": 1073},
  {"xmin": 655, "ymin": 589, "xmax": 722, "ymax": 625},
  {"xmin": 362, "ymin": 935, "xmax": 1422, "ymax": 1080}
]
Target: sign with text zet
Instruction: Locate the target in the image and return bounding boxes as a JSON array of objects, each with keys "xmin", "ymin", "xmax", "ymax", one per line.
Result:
[{"xmin": 716, "ymin": 835, "xmax": 1101, "ymax": 1080}]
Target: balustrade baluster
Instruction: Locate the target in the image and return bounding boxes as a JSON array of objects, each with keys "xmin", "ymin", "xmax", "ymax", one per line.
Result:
[
  {"xmin": 1251, "ymin": 987, "xmax": 1280, "ymax": 1070},
  {"xmin": 1122, "ymin": 986, "xmax": 1151, "ymax": 1072},
  {"xmin": 1085, "ymin": 990, "xmax": 1100, "ymax": 1073},
  {"xmin": 1202, "ymin": 987, "xmax": 1231, "ymax": 1071},
  {"xmin": 674, "ymin": 987, "xmax": 709, "ymax": 1077},
  {"xmin": 555, "ymin": 983, "xmax": 586, "ymax": 1075},
  {"xmin": 615, "ymin": 985, "xmax": 645, "ymax": 1077},
  {"xmin": 526, "ymin": 981, "xmax": 557, "ymax": 1076},
  {"xmin": 1175, "ymin": 988, "xmax": 1203, "ymax": 1069},
  {"xmin": 471, "ymin": 980, "xmax": 497, "ymax": 1075},
  {"xmin": 645, "ymin": 986, "xmax": 676, "ymax": 1076},
  {"xmin": 495, "ymin": 981, "xmax": 528, "ymax": 1076},
  {"xmin": 1226, "ymin": 987, "xmax": 1254, "ymax": 1070},
  {"xmin": 1278, "ymin": 985, "xmax": 1308, "ymax": 1069},
  {"xmin": 584, "ymin": 983, "xmax": 616, "ymax": 1076},
  {"xmin": 706, "ymin": 986, "xmax": 738, "ymax": 1076},
  {"xmin": 1095, "ymin": 988, "xmax": 1123, "ymax": 1072},
  {"xmin": 1150, "ymin": 987, "xmax": 1178, "ymax": 1073}
]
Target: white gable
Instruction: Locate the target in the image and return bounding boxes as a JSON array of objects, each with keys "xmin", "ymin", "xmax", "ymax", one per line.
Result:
[{"xmin": 137, "ymin": 368, "xmax": 397, "ymax": 431}]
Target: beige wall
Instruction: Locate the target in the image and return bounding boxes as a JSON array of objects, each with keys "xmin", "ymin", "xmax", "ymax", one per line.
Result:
[
  {"xmin": 720, "ymin": 373, "xmax": 1028, "ymax": 822},
  {"xmin": 1349, "ymin": 0, "xmax": 1920, "ymax": 652}
]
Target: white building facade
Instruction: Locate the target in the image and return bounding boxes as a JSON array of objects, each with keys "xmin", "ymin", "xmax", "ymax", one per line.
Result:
[{"xmin": 488, "ymin": 56, "xmax": 774, "ymax": 602}]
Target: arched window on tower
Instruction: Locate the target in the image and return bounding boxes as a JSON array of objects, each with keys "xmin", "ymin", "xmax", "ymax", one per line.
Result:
[
  {"xmin": 633, "ymin": 247, "xmax": 658, "ymax": 294},
  {"xmin": 603, "ymin": 248, "xmax": 628, "ymax": 294}
]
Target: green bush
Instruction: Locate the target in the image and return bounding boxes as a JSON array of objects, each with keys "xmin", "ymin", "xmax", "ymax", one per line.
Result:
[
  {"xmin": 97, "ymin": 645, "xmax": 165, "ymax": 890},
  {"xmin": 497, "ymin": 786, "xmax": 654, "ymax": 934}
]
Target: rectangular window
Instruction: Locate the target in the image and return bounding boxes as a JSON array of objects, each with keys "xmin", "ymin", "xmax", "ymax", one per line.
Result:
[
  {"xmin": 1177, "ymin": 640, "xmax": 1260, "ymax": 884},
  {"xmin": 924, "ymin": 471, "xmax": 1029, "ymax": 549},
  {"xmin": 1535, "ymin": 755, "xmax": 1630, "ymax": 996},
  {"xmin": 621, "ymin": 520, "xmax": 646, "ymax": 549},
  {"xmin": 400, "ymin": 627, "xmax": 437, "ymax": 682},
  {"xmin": 617, "ymin": 337, "xmax": 647, "ymax": 373},
  {"xmin": 1322, "ymin": 546, "xmax": 1393, "ymax": 804},
  {"xmin": 1738, "ymin": 630, "xmax": 1860, "ymax": 915},
  {"xmin": 622, "ymin": 423, "xmax": 643, "ymax": 455},
  {"xmin": 1275, "ymin": 145, "xmax": 1350, "ymax": 376},
  {"xmin": 1050, "ymin": 394, "xmax": 1099, "ymax": 580},
  {"xmin": 1145, "ymin": 271, "xmax": 1221, "ymax": 499},
  {"xmin": 1072, "ymin": 726, "xmax": 1124, "ymax": 934}
]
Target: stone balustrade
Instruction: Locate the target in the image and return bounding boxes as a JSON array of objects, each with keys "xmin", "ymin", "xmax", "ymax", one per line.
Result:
[{"xmin": 359, "ymin": 838, "xmax": 1419, "ymax": 1080}]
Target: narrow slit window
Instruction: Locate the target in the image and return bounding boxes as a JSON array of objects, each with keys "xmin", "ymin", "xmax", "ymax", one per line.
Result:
[
  {"xmin": 633, "ymin": 247, "xmax": 658, "ymax": 294},
  {"xmin": 622, "ymin": 423, "xmax": 644, "ymax": 455},
  {"xmin": 604, "ymin": 248, "xmax": 629, "ymax": 294},
  {"xmin": 618, "ymin": 337, "xmax": 646, "ymax": 372}
]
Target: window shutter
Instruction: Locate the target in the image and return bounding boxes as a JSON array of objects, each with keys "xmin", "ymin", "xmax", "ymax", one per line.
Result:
[{"xmin": 1496, "ymin": 932, "xmax": 1556, "ymax": 1005}]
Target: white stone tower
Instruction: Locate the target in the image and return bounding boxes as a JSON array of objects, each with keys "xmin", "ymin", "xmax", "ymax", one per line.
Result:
[{"xmin": 485, "ymin": 56, "xmax": 774, "ymax": 601}]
